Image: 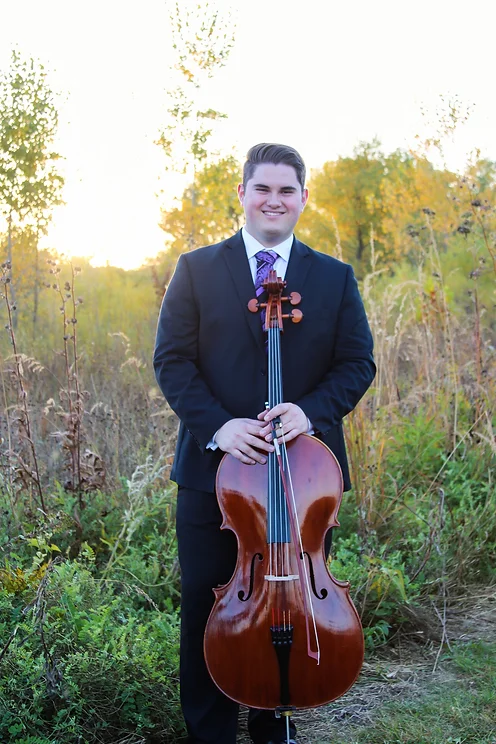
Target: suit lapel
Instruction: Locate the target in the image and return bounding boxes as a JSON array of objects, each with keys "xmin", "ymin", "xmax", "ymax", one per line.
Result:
[
  {"xmin": 285, "ymin": 238, "xmax": 312, "ymax": 296},
  {"xmin": 222, "ymin": 233, "xmax": 313, "ymax": 354},
  {"xmin": 222, "ymin": 231, "xmax": 265, "ymax": 354}
]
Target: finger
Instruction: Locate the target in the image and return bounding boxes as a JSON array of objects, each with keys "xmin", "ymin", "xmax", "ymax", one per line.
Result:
[
  {"xmin": 232, "ymin": 438, "xmax": 270, "ymax": 462},
  {"xmin": 246, "ymin": 434, "xmax": 274, "ymax": 453},
  {"xmin": 262, "ymin": 419, "xmax": 285, "ymax": 439},
  {"xmin": 264, "ymin": 426, "xmax": 285, "ymax": 442},
  {"xmin": 232, "ymin": 448, "xmax": 256, "ymax": 465},
  {"xmin": 248, "ymin": 421, "xmax": 266, "ymax": 434},
  {"xmin": 277, "ymin": 427, "xmax": 298, "ymax": 443},
  {"xmin": 262, "ymin": 403, "xmax": 288, "ymax": 421},
  {"xmin": 241, "ymin": 447, "xmax": 268, "ymax": 465}
]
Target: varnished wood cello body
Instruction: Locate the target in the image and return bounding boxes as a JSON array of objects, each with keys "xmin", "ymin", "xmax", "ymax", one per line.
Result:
[{"xmin": 204, "ymin": 272, "xmax": 363, "ymax": 714}]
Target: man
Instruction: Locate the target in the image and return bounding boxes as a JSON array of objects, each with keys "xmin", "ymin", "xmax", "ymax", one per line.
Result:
[{"xmin": 153, "ymin": 143, "xmax": 376, "ymax": 744}]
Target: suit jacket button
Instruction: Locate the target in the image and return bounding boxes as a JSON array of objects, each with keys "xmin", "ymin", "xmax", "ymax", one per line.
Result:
[{"xmin": 261, "ymin": 370, "xmax": 266, "ymax": 376}]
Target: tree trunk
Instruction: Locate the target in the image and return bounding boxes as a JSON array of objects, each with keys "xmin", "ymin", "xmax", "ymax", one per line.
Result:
[{"xmin": 356, "ymin": 225, "xmax": 365, "ymax": 262}]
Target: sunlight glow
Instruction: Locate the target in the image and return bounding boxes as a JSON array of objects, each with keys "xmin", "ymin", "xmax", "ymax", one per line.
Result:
[{"xmin": 1, "ymin": 0, "xmax": 495, "ymax": 269}]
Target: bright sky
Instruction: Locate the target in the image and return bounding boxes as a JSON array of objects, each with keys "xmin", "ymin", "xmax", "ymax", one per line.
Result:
[{"xmin": 1, "ymin": 0, "xmax": 495, "ymax": 269}]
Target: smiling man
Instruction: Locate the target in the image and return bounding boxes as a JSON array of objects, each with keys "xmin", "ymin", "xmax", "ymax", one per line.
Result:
[{"xmin": 153, "ymin": 143, "xmax": 376, "ymax": 744}]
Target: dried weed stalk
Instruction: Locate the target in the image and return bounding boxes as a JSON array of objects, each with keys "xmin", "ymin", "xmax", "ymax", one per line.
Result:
[
  {"xmin": 45, "ymin": 260, "xmax": 105, "ymax": 504},
  {"xmin": 1, "ymin": 261, "xmax": 46, "ymax": 513}
]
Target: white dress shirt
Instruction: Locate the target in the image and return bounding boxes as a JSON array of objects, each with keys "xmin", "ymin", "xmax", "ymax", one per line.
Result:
[{"xmin": 242, "ymin": 226, "xmax": 294, "ymax": 283}]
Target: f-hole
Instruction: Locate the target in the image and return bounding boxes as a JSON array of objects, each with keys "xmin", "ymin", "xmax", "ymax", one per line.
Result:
[
  {"xmin": 238, "ymin": 553, "xmax": 263, "ymax": 601},
  {"xmin": 302, "ymin": 551, "xmax": 328, "ymax": 600}
]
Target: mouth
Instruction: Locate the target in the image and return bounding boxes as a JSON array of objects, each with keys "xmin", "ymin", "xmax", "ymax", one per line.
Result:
[{"xmin": 262, "ymin": 211, "xmax": 285, "ymax": 217}]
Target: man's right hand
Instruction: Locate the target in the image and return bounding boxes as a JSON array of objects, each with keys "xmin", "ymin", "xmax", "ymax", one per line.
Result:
[{"xmin": 215, "ymin": 418, "xmax": 274, "ymax": 465}]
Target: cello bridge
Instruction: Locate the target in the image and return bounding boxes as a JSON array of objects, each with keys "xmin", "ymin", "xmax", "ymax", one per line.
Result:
[{"xmin": 264, "ymin": 574, "xmax": 299, "ymax": 582}]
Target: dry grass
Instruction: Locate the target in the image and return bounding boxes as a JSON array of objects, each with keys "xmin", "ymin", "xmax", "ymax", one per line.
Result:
[{"xmin": 237, "ymin": 588, "xmax": 496, "ymax": 744}]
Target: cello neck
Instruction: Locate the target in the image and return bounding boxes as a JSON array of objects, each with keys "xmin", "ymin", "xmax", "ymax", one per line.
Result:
[
  {"xmin": 267, "ymin": 325, "xmax": 284, "ymax": 409},
  {"xmin": 266, "ymin": 295, "xmax": 289, "ymax": 544}
]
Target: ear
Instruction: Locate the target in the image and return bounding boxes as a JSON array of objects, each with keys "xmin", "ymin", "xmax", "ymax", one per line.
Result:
[
  {"xmin": 237, "ymin": 183, "xmax": 245, "ymax": 205},
  {"xmin": 301, "ymin": 188, "xmax": 309, "ymax": 210}
]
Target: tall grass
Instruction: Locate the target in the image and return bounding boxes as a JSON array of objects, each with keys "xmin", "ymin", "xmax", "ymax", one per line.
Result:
[{"xmin": 0, "ymin": 179, "xmax": 494, "ymax": 740}]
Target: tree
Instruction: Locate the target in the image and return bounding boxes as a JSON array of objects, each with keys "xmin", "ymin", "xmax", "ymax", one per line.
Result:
[
  {"xmin": 0, "ymin": 49, "xmax": 64, "ymax": 328},
  {"xmin": 153, "ymin": 155, "xmax": 242, "ymax": 293},
  {"xmin": 297, "ymin": 140, "xmax": 388, "ymax": 270},
  {"xmin": 152, "ymin": 1, "xmax": 236, "ymax": 298},
  {"xmin": 297, "ymin": 140, "xmax": 461, "ymax": 273},
  {"xmin": 156, "ymin": 1, "xmax": 235, "ymax": 183}
]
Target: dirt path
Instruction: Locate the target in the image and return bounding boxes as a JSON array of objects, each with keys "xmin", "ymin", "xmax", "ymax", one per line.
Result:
[{"xmin": 236, "ymin": 588, "xmax": 496, "ymax": 743}]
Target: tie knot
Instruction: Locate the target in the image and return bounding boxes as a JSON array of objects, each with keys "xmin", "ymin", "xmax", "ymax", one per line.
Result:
[
  {"xmin": 254, "ymin": 250, "xmax": 278, "ymax": 298},
  {"xmin": 255, "ymin": 250, "xmax": 277, "ymax": 268}
]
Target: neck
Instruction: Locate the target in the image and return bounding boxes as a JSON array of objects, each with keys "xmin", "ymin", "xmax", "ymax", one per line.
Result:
[{"xmin": 246, "ymin": 227, "xmax": 292, "ymax": 248}]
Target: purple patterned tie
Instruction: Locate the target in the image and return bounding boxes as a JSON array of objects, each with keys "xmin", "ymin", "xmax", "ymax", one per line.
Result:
[
  {"xmin": 255, "ymin": 250, "xmax": 277, "ymax": 297},
  {"xmin": 255, "ymin": 250, "xmax": 277, "ymax": 338}
]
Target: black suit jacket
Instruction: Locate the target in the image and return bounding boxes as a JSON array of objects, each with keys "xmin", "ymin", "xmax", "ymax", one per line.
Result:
[{"xmin": 153, "ymin": 230, "xmax": 376, "ymax": 492}]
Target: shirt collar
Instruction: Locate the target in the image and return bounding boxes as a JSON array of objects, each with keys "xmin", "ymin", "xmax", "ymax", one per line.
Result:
[{"xmin": 242, "ymin": 226, "xmax": 293, "ymax": 263}]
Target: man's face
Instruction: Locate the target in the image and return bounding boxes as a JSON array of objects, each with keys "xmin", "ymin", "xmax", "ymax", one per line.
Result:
[{"xmin": 238, "ymin": 163, "xmax": 308, "ymax": 247}]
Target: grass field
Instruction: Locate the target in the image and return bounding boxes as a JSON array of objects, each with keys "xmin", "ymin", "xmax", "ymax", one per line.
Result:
[{"xmin": 238, "ymin": 590, "xmax": 496, "ymax": 744}]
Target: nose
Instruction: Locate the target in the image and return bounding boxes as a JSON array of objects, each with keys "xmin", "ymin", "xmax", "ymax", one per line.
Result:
[{"xmin": 266, "ymin": 191, "xmax": 282, "ymax": 208}]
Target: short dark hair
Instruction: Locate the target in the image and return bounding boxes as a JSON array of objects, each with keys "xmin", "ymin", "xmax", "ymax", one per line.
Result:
[{"xmin": 243, "ymin": 143, "xmax": 306, "ymax": 191}]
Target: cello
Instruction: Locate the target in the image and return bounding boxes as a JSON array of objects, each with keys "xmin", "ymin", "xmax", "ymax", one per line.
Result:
[{"xmin": 204, "ymin": 270, "xmax": 364, "ymax": 740}]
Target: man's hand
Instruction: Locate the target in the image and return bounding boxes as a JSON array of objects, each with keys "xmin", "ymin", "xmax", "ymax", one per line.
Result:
[
  {"xmin": 215, "ymin": 418, "xmax": 274, "ymax": 465},
  {"xmin": 258, "ymin": 403, "xmax": 309, "ymax": 445}
]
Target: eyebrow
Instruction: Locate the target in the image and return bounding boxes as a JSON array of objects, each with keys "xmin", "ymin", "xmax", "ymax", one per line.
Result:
[{"xmin": 253, "ymin": 183, "xmax": 298, "ymax": 191}]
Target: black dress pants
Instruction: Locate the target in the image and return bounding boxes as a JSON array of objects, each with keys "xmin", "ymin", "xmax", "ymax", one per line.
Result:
[{"xmin": 175, "ymin": 487, "xmax": 297, "ymax": 744}]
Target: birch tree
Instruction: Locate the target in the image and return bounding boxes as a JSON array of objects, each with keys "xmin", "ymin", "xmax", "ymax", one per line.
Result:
[{"xmin": 0, "ymin": 50, "xmax": 64, "ymax": 328}]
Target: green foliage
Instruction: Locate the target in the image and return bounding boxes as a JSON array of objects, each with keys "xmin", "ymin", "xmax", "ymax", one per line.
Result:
[
  {"xmin": 0, "ymin": 49, "xmax": 63, "ymax": 228},
  {"xmin": 331, "ymin": 533, "xmax": 420, "ymax": 649},
  {"xmin": 0, "ymin": 560, "xmax": 183, "ymax": 743},
  {"xmin": 156, "ymin": 1, "xmax": 235, "ymax": 170},
  {"xmin": 158, "ymin": 154, "xmax": 243, "ymax": 275},
  {"xmin": 0, "ymin": 476, "xmax": 182, "ymax": 742},
  {"xmin": 335, "ymin": 404, "xmax": 496, "ymax": 647},
  {"xmin": 386, "ymin": 409, "xmax": 448, "ymax": 486}
]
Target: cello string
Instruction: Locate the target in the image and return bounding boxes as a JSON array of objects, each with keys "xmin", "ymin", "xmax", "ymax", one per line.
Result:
[
  {"xmin": 271, "ymin": 421, "xmax": 320, "ymax": 661},
  {"xmin": 274, "ymin": 325, "xmax": 285, "ymax": 579},
  {"xmin": 280, "ymin": 428, "xmax": 321, "ymax": 663},
  {"xmin": 267, "ymin": 321, "xmax": 276, "ymax": 618},
  {"xmin": 276, "ymin": 326, "xmax": 287, "ymax": 579},
  {"xmin": 272, "ymin": 327, "xmax": 282, "ymax": 580},
  {"xmin": 270, "ymin": 326, "xmax": 280, "ymax": 578},
  {"xmin": 268, "ymin": 328, "xmax": 275, "ymax": 574},
  {"xmin": 276, "ymin": 325, "xmax": 286, "ymax": 597}
]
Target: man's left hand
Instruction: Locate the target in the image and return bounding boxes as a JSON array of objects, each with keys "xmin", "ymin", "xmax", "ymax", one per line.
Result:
[{"xmin": 257, "ymin": 403, "xmax": 309, "ymax": 445}]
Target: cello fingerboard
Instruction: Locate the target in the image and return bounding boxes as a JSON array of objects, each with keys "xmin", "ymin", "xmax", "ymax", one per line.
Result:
[{"xmin": 267, "ymin": 326, "xmax": 291, "ymax": 544}]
